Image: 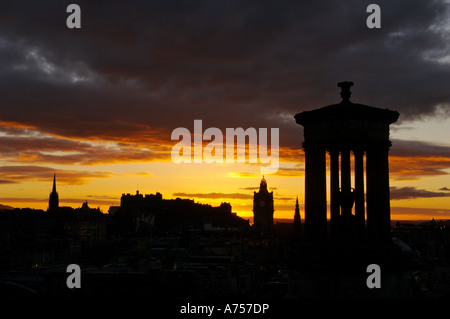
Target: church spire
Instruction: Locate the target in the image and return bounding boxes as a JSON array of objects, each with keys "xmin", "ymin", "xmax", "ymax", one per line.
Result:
[
  {"xmin": 52, "ymin": 173, "xmax": 56, "ymax": 193},
  {"xmin": 48, "ymin": 174, "xmax": 59, "ymax": 212},
  {"xmin": 293, "ymin": 196, "xmax": 301, "ymax": 239}
]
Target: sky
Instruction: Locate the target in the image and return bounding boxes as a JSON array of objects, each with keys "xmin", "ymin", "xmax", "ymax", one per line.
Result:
[{"xmin": 0, "ymin": 0, "xmax": 450, "ymax": 220}]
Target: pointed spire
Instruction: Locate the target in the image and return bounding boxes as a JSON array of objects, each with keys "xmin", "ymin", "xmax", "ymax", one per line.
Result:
[
  {"xmin": 52, "ymin": 173, "xmax": 57, "ymax": 192},
  {"xmin": 49, "ymin": 173, "xmax": 59, "ymax": 212},
  {"xmin": 294, "ymin": 197, "xmax": 300, "ymax": 218},
  {"xmin": 293, "ymin": 196, "xmax": 301, "ymax": 239}
]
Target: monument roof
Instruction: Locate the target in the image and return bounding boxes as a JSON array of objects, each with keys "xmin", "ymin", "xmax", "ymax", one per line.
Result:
[{"xmin": 294, "ymin": 81, "xmax": 399, "ymax": 125}]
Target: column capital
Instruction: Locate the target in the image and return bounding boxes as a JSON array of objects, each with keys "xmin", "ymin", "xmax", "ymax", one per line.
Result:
[
  {"xmin": 302, "ymin": 141, "xmax": 326, "ymax": 151},
  {"xmin": 366, "ymin": 140, "xmax": 392, "ymax": 150},
  {"xmin": 328, "ymin": 148, "xmax": 340, "ymax": 156},
  {"xmin": 353, "ymin": 148, "xmax": 365, "ymax": 156}
]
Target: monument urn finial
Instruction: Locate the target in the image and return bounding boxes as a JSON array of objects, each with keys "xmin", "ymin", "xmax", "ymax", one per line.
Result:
[{"xmin": 337, "ymin": 81, "xmax": 354, "ymax": 102}]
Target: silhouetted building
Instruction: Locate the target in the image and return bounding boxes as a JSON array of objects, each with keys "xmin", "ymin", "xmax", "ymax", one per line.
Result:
[
  {"xmin": 62, "ymin": 201, "xmax": 106, "ymax": 242},
  {"xmin": 253, "ymin": 177, "xmax": 274, "ymax": 237},
  {"xmin": 287, "ymin": 81, "xmax": 415, "ymax": 298},
  {"xmin": 295, "ymin": 81, "xmax": 399, "ymax": 242},
  {"xmin": 293, "ymin": 197, "xmax": 301, "ymax": 239},
  {"xmin": 115, "ymin": 191, "xmax": 249, "ymax": 237},
  {"xmin": 48, "ymin": 174, "xmax": 59, "ymax": 213}
]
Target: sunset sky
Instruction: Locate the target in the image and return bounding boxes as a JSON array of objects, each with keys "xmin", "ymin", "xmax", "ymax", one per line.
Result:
[{"xmin": 1, "ymin": 0, "xmax": 450, "ymax": 221}]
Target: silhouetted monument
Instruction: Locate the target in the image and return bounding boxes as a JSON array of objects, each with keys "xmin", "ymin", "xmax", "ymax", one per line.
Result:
[
  {"xmin": 48, "ymin": 173, "xmax": 59, "ymax": 212},
  {"xmin": 253, "ymin": 176, "xmax": 274, "ymax": 237},
  {"xmin": 293, "ymin": 197, "xmax": 301, "ymax": 239},
  {"xmin": 295, "ymin": 81, "xmax": 399, "ymax": 242}
]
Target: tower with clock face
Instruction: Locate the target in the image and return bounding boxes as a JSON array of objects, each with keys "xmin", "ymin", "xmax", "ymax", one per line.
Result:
[{"xmin": 253, "ymin": 177, "xmax": 274, "ymax": 237}]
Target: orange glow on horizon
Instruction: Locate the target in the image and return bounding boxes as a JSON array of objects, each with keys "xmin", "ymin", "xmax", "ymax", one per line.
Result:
[{"xmin": 0, "ymin": 121, "xmax": 449, "ymax": 223}]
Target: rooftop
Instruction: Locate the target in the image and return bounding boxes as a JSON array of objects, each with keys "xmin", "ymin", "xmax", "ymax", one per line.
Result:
[{"xmin": 294, "ymin": 81, "xmax": 399, "ymax": 125}]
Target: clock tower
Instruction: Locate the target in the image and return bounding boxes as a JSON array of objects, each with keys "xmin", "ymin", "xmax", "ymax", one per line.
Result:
[{"xmin": 253, "ymin": 177, "xmax": 274, "ymax": 237}]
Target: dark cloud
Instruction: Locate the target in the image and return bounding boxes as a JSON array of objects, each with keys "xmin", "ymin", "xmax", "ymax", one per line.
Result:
[
  {"xmin": 391, "ymin": 206, "xmax": 450, "ymax": 219},
  {"xmin": 391, "ymin": 139, "xmax": 450, "ymax": 158},
  {"xmin": 0, "ymin": 197, "xmax": 119, "ymax": 209},
  {"xmin": 0, "ymin": 122, "xmax": 171, "ymax": 165},
  {"xmin": 390, "ymin": 156, "xmax": 450, "ymax": 180},
  {"xmin": 0, "ymin": 165, "xmax": 111, "ymax": 185},
  {"xmin": 274, "ymin": 166, "xmax": 304, "ymax": 177},
  {"xmin": 239, "ymin": 186, "xmax": 278, "ymax": 191},
  {"xmin": 390, "ymin": 186, "xmax": 450, "ymax": 200},
  {"xmin": 0, "ymin": 179, "xmax": 17, "ymax": 184},
  {"xmin": 173, "ymin": 191, "xmax": 293, "ymax": 201},
  {"xmin": 0, "ymin": 0, "xmax": 449, "ymax": 151},
  {"xmin": 173, "ymin": 192, "xmax": 253, "ymax": 200},
  {"xmin": 388, "ymin": 139, "xmax": 450, "ymax": 180}
]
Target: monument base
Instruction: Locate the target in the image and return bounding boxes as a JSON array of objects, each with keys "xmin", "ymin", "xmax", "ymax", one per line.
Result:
[{"xmin": 286, "ymin": 238, "xmax": 418, "ymax": 298}]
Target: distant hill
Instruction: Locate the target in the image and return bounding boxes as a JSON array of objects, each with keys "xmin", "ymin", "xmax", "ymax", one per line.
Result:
[
  {"xmin": 274, "ymin": 218, "xmax": 294, "ymax": 224},
  {"xmin": 0, "ymin": 204, "xmax": 14, "ymax": 211}
]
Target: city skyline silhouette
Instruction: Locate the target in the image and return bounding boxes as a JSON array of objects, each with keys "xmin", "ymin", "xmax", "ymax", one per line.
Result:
[
  {"xmin": 1, "ymin": 80, "xmax": 449, "ymax": 299},
  {"xmin": 0, "ymin": 2, "xmax": 450, "ymax": 222},
  {"xmin": 1, "ymin": 0, "xmax": 450, "ymax": 303}
]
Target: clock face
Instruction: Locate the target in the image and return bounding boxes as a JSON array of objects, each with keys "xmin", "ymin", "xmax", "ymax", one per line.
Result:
[{"xmin": 259, "ymin": 200, "xmax": 265, "ymax": 207}]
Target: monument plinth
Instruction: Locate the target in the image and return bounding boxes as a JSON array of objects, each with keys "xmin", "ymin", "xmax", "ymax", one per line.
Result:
[{"xmin": 288, "ymin": 82, "xmax": 414, "ymax": 299}]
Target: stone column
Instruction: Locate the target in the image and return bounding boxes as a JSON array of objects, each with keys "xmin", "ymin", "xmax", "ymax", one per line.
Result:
[
  {"xmin": 354, "ymin": 149, "xmax": 365, "ymax": 235},
  {"xmin": 340, "ymin": 148, "xmax": 352, "ymax": 217},
  {"xmin": 366, "ymin": 141, "xmax": 391, "ymax": 240},
  {"xmin": 303, "ymin": 143, "xmax": 327, "ymax": 241},
  {"xmin": 329, "ymin": 149, "xmax": 340, "ymax": 238}
]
